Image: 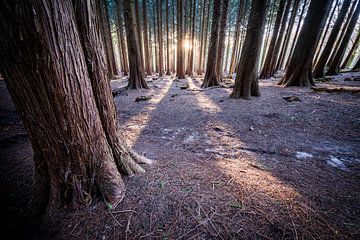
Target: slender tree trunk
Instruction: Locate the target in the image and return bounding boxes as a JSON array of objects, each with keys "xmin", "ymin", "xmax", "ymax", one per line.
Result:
[
  {"xmin": 153, "ymin": 7, "xmax": 159, "ymax": 73},
  {"xmin": 196, "ymin": 0, "xmax": 207, "ymax": 75},
  {"xmin": 313, "ymin": 0, "xmax": 339, "ymax": 65},
  {"xmin": 313, "ymin": 0, "xmax": 352, "ymax": 78},
  {"xmin": 123, "ymin": 0, "xmax": 149, "ymax": 89},
  {"xmin": 0, "ymin": 0, "xmax": 149, "ymax": 216},
  {"xmin": 116, "ymin": 0, "xmax": 129, "ymax": 76},
  {"xmin": 101, "ymin": 0, "xmax": 117, "ymax": 77},
  {"xmin": 352, "ymin": 55, "xmax": 360, "ymax": 71},
  {"xmin": 279, "ymin": 0, "xmax": 332, "ymax": 86},
  {"xmin": 134, "ymin": 0, "xmax": 144, "ymax": 67},
  {"xmin": 157, "ymin": 0, "xmax": 164, "ymax": 76},
  {"xmin": 172, "ymin": 0, "xmax": 176, "ymax": 72},
  {"xmin": 286, "ymin": 0, "xmax": 307, "ymax": 68},
  {"xmin": 202, "ymin": 0, "xmax": 222, "ymax": 88},
  {"xmin": 215, "ymin": 0, "xmax": 230, "ymax": 81},
  {"xmin": 326, "ymin": 1, "xmax": 360, "ymax": 76},
  {"xmin": 186, "ymin": 0, "xmax": 197, "ymax": 76},
  {"xmin": 341, "ymin": 31, "xmax": 360, "ymax": 69},
  {"xmin": 224, "ymin": 27, "xmax": 231, "ymax": 73},
  {"xmin": 165, "ymin": 0, "xmax": 171, "ymax": 75},
  {"xmin": 202, "ymin": 0, "xmax": 211, "ymax": 72},
  {"xmin": 230, "ymin": 0, "xmax": 268, "ymax": 99},
  {"xmin": 176, "ymin": 0, "xmax": 185, "ymax": 78},
  {"xmin": 259, "ymin": 0, "xmax": 286, "ymax": 79},
  {"xmin": 142, "ymin": 0, "xmax": 152, "ymax": 75},
  {"xmin": 229, "ymin": 1, "xmax": 244, "ymax": 77},
  {"xmin": 276, "ymin": 0, "xmax": 301, "ymax": 70}
]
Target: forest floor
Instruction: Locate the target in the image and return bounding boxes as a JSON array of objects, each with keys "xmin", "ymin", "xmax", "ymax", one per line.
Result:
[{"xmin": 1, "ymin": 72, "xmax": 360, "ymax": 239}]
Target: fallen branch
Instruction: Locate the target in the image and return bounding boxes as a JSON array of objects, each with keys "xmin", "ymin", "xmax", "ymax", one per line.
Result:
[{"xmin": 311, "ymin": 86, "xmax": 360, "ymax": 93}]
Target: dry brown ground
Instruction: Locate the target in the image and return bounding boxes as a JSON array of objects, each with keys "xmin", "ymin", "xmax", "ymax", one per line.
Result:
[{"xmin": 0, "ymin": 72, "xmax": 359, "ymax": 240}]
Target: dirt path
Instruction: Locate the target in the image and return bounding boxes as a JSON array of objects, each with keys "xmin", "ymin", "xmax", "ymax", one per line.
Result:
[{"xmin": 1, "ymin": 72, "xmax": 359, "ymax": 239}]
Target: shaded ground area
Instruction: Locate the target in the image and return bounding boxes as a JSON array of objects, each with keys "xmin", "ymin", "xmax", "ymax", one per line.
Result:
[{"xmin": 1, "ymin": 72, "xmax": 360, "ymax": 239}]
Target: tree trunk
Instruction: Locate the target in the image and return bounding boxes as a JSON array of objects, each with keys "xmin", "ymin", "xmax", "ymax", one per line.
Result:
[
  {"xmin": 326, "ymin": 1, "xmax": 360, "ymax": 76},
  {"xmin": 196, "ymin": 0, "xmax": 207, "ymax": 75},
  {"xmin": 259, "ymin": 0, "xmax": 286, "ymax": 79},
  {"xmin": 172, "ymin": 0, "xmax": 176, "ymax": 72},
  {"xmin": 100, "ymin": 0, "xmax": 117, "ymax": 77},
  {"xmin": 134, "ymin": 0, "xmax": 144, "ymax": 67},
  {"xmin": 286, "ymin": 0, "xmax": 307, "ymax": 67},
  {"xmin": 202, "ymin": 0, "xmax": 222, "ymax": 88},
  {"xmin": 0, "ymin": 0, "xmax": 148, "ymax": 216},
  {"xmin": 215, "ymin": 0, "xmax": 230, "ymax": 81},
  {"xmin": 341, "ymin": 32, "xmax": 360, "ymax": 69},
  {"xmin": 229, "ymin": 1, "xmax": 245, "ymax": 77},
  {"xmin": 276, "ymin": 0, "xmax": 301, "ymax": 70},
  {"xmin": 123, "ymin": 0, "xmax": 149, "ymax": 89},
  {"xmin": 352, "ymin": 55, "xmax": 360, "ymax": 71},
  {"xmin": 165, "ymin": 0, "xmax": 171, "ymax": 75},
  {"xmin": 279, "ymin": 0, "xmax": 332, "ymax": 87},
  {"xmin": 116, "ymin": 0, "xmax": 129, "ymax": 76},
  {"xmin": 186, "ymin": 0, "xmax": 197, "ymax": 76},
  {"xmin": 142, "ymin": 0, "xmax": 152, "ymax": 75},
  {"xmin": 224, "ymin": 27, "xmax": 231, "ymax": 73},
  {"xmin": 157, "ymin": 0, "xmax": 164, "ymax": 76},
  {"xmin": 202, "ymin": 0, "xmax": 211, "ymax": 73},
  {"xmin": 230, "ymin": 0, "xmax": 268, "ymax": 99},
  {"xmin": 176, "ymin": 0, "xmax": 185, "ymax": 79},
  {"xmin": 313, "ymin": 0, "xmax": 352, "ymax": 78},
  {"xmin": 313, "ymin": 0, "xmax": 339, "ymax": 65}
]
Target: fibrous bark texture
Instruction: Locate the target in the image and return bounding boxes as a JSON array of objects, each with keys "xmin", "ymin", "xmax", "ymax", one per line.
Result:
[{"xmin": 230, "ymin": 0, "xmax": 268, "ymax": 99}]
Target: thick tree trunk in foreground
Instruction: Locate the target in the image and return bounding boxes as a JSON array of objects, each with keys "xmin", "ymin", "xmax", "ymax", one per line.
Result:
[
  {"xmin": 230, "ymin": 0, "xmax": 268, "ymax": 99},
  {"xmin": 313, "ymin": 0, "xmax": 352, "ymax": 78},
  {"xmin": 202, "ymin": 0, "xmax": 222, "ymax": 88},
  {"xmin": 176, "ymin": 0, "xmax": 185, "ymax": 78},
  {"xmin": 279, "ymin": 0, "xmax": 332, "ymax": 87},
  {"xmin": 0, "ymin": 0, "xmax": 149, "ymax": 215},
  {"xmin": 326, "ymin": 1, "xmax": 360, "ymax": 76},
  {"xmin": 215, "ymin": 0, "xmax": 230, "ymax": 81},
  {"xmin": 259, "ymin": 0, "xmax": 286, "ymax": 79},
  {"xmin": 123, "ymin": 0, "xmax": 149, "ymax": 89},
  {"xmin": 142, "ymin": 0, "xmax": 152, "ymax": 75}
]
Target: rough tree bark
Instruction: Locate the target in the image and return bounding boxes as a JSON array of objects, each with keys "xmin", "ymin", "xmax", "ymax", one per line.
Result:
[
  {"xmin": 276, "ymin": 0, "xmax": 301, "ymax": 70},
  {"xmin": 313, "ymin": 0, "xmax": 352, "ymax": 78},
  {"xmin": 230, "ymin": 0, "xmax": 268, "ymax": 99},
  {"xmin": 116, "ymin": 0, "xmax": 129, "ymax": 76},
  {"xmin": 176, "ymin": 0, "xmax": 186, "ymax": 78},
  {"xmin": 326, "ymin": 1, "xmax": 360, "ymax": 76},
  {"xmin": 142, "ymin": 0, "xmax": 152, "ymax": 75},
  {"xmin": 123, "ymin": 0, "xmax": 149, "ymax": 89},
  {"xmin": 157, "ymin": 0, "xmax": 164, "ymax": 76},
  {"xmin": 134, "ymin": 0, "xmax": 144, "ymax": 67},
  {"xmin": 0, "ymin": 0, "xmax": 149, "ymax": 216},
  {"xmin": 202, "ymin": 0, "xmax": 222, "ymax": 88},
  {"xmin": 259, "ymin": 0, "xmax": 286, "ymax": 79},
  {"xmin": 215, "ymin": 0, "xmax": 230, "ymax": 81},
  {"xmin": 279, "ymin": 0, "xmax": 332, "ymax": 86}
]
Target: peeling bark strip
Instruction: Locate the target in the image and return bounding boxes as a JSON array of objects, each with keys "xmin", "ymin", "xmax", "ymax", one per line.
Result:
[
  {"xmin": 230, "ymin": 0, "xmax": 268, "ymax": 99},
  {"xmin": 0, "ymin": 0, "xmax": 149, "ymax": 215},
  {"xmin": 279, "ymin": 0, "xmax": 332, "ymax": 87}
]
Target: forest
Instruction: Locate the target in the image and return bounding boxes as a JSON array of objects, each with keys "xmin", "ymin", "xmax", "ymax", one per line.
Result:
[{"xmin": 0, "ymin": 0, "xmax": 359, "ymax": 239}]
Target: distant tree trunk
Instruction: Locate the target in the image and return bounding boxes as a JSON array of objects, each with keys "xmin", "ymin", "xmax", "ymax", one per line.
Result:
[
  {"xmin": 326, "ymin": 1, "xmax": 360, "ymax": 76},
  {"xmin": 166, "ymin": 0, "xmax": 171, "ymax": 75},
  {"xmin": 196, "ymin": 0, "xmax": 208, "ymax": 75},
  {"xmin": 142, "ymin": 0, "xmax": 152, "ymax": 75},
  {"xmin": 286, "ymin": 0, "xmax": 307, "ymax": 67},
  {"xmin": 276, "ymin": 0, "xmax": 301, "ymax": 70},
  {"xmin": 202, "ymin": 0, "xmax": 211, "ymax": 72},
  {"xmin": 313, "ymin": 0, "xmax": 339, "ymax": 65},
  {"xmin": 156, "ymin": 0, "xmax": 164, "ymax": 76},
  {"xmin": 134, "ymin": 0, "xmax": 144, "ymax": 67},
  {"xmin": 312, "ymin": 0, "xmax": 351, "ymax": 78},
  {"xmin": 172, "ymin": 0, "xmax": 176, "ymax": 72},
  {"xmin": 279, "ymin": 0, "xmax": 332, "ymax": 87},
  {"xmin": 215, "ymin": 0, "xmax": 230, "ymax": 81},
  {"xmin": 186, "ymin": 0, "xmax": 197, "ymax": 76},
  {"xmin": 230, "ymin": 0, "xmax": 268, "ymax": 99},
  {"xmin": 229, "ymin": 1, "xmax": 244, "ymax": 77},
  {"xmin": 176, "ymin": 0, "xmax": 185, "ymax": 78},
  {"xmin": 202, "ymin": 0, "xmax": 222, "ymax": 88},
  {"xmin": 260, "ymin": 0, "xmax": 276, "ymax": 69},
  {"xmin": 123, "ymin": 0, "xmax": 149, "ymax": 89},
  {"xmin": 341, "ymin": 32, "xmax": 360, "ymax": 69},
  {"xmin": 259, "ymin": 0, "xmax": 286, "ymax": 79},
  {"xmin": 224, "ymin": 27, "xmax": 231, "ymax": 73},
  {"xmin": 116, "ymin": 0, "xmax": 129, "ymax": 76},
  {"xmin": 100, "ymin": 0, "xmax": 117, "ymax": 77},
  {"xmin": 0, "ymin": 0, "xmax": 149, "ymax": 215},
  {"xmin": 352, "ymin": 56, "xmax": 360, "ymax": 71},
  {"xmin": 268, "ymin": 0, "xmax": 291, "ymax": 76}
]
